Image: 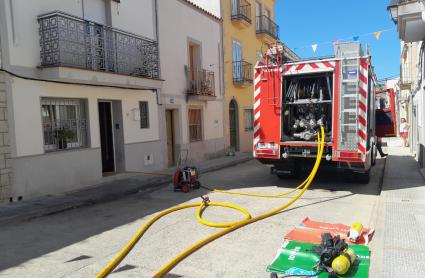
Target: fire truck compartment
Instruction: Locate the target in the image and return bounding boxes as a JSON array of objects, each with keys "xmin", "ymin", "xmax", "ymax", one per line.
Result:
[{"xmin": 281, "ymin": 72, "xmax": 333, "ymax": 143}]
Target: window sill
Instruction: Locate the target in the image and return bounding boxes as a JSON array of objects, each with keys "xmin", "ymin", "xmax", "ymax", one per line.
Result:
[{"xmin": 44, "ymin": 146, "xmax": 89, "ymax": 154}]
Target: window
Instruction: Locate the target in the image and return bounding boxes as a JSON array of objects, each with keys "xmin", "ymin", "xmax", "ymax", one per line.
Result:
[
  {"xmin": 256, "ymin": 2, "xmax": 261, "ymax": 18},
  {"xmin": 255, "ymin": 2, "xmax": 261, "ymax": 30},
  {"xmin": 231, "ymin": 0, "xmax": 239, "ymax": 16},
  {"xmin": 244, "ymin": 109, "xmax": 254, "ymax": 131},
  {"xmin": 188, "ymin": 42, "xmax": 201, "ymax": 92},
  {"xmin": 232, "ymin": 40, "xmax": 242, "ymax": 80},
  {"xmin": 188, "ymin": 109, "xmax": 202, "ymax": 142},
  {"xmin": 41, "ymin": 98, "xmax": 88, "ymax": 151},
  {"xmin": 139, "ymin": 101, "xmax": 149, "ymax": 128}
]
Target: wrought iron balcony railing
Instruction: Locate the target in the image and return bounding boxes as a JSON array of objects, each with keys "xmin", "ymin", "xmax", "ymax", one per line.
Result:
[
  {"xmin": 186, "ymin": 68, "xmax": 215, "ymax": 97},
  {"xmin": 231, "ymin": 1, "xmax": 252, "ymax": 24},
  {"xmin": 38, "ymin": 11, "xmax": 159, "ymax": 79},
  {"xmin": 256, "ymin": 15, "xmax": 279, "ymax": 40},
  {"xmin": 233, "ymin": 60, "xmax": 253, "ymax": 84}
]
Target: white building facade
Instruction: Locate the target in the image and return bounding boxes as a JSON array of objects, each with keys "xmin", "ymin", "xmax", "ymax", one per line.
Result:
[
  {"xmin": 389, "ymin": 0, "xmax": 425, "ymax": 169},
  {"xmin": 157, "ymin": 0, "xmax": 225, "ymax": 166},
  {"xmin": 0, "ymin": 0, "xmax": 165, "ymax": 201}
]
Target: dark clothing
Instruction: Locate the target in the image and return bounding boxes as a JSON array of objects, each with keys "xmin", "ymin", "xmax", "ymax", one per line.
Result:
[{"xmin": 376, "ymin": 140, "xmax": 387, "ymax": 157}]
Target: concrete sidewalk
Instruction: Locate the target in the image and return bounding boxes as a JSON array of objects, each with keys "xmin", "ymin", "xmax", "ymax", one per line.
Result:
[
  {"xmin": 376, "ymin": 147, "xmax": 425, "ymax": 277},
  {"xmin": 0, "ymin": 153, "xmax": 252, "ymax": 224}
]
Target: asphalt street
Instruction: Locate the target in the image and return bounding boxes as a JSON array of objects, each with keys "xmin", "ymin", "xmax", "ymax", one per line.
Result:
[{"xmin": 0, "ymin": 158, "xmax": 385, "ymax": 278}]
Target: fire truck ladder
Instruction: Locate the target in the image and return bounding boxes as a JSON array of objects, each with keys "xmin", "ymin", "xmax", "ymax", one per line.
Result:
[{"xmin": 338, "ymin": 57, "xmax": 360, "ymax": 151}]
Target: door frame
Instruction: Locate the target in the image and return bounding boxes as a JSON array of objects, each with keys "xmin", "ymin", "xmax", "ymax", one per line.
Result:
[
  {"xmin": 229, "ymin": 99, "xmax": 240, "ymax": 152},
  {"xmin": 98, "ymin": 100, "xmax": 116, "ymax": 173}
]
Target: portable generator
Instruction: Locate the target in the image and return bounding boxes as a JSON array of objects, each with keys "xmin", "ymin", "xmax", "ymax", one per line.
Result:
[{"xmin": 173, "ymin": 166, "xmax": 200, "ymax": 193}]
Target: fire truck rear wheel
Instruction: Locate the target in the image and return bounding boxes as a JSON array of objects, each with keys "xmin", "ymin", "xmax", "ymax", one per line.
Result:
[{"xmin": 371, "ymin": 144, "xmax": 377, "ymax": 166}]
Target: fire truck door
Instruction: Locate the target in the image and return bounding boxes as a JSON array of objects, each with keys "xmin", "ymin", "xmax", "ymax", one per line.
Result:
[{"xmin": 375, "ymin": 88, "xmax": 397, "ymax": 137}]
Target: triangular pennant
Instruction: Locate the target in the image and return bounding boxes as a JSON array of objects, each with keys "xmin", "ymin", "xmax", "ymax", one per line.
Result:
[
  {"xmin": 312, "ymin": 44, "xmax": 318, "ymax": 53},
  {"xmin": 353, "ymin": 36, "xmax": 360, "ymax": 41},
  {"xmin": 374, "ymin": 31, "xmax": 381, "ymax": 40}
]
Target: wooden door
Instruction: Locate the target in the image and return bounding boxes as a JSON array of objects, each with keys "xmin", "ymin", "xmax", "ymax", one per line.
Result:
[{"xmin": 166, "ymin": 110, "xmax": 175, "ymax": 166}]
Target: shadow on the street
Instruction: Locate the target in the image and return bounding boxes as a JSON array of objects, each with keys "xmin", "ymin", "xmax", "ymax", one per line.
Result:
[
  {"xmin": 0, "ymin": 157, "xmax": 384, "ymax": 272},
  {"xmin": 198, "ymin": 158, "xmax": 385, "ymax": 197},
  {"xmin": 381, "ymin": 154, "xmax": 425, "ymax": 191}
]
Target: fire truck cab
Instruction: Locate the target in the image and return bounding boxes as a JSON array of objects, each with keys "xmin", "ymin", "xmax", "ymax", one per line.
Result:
[{"xmin": 253, "ymin": 42, "xmax": 396, "ymax": 183}]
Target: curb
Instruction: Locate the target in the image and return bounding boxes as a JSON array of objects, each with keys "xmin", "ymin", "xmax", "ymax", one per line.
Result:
[{"xmin": 0, "ymin": 156, "xmax": 252, "ymax": 224}]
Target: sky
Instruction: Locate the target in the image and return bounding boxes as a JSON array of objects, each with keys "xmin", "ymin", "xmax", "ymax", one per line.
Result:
[{"xmin": 275, "ymin": 0, "xmax": 400, "ymax": 80}]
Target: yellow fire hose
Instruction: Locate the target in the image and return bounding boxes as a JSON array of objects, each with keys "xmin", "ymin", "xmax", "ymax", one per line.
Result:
[{"xmin": 96, "ymin": 128, "xmax": 325, "ymax": 278}]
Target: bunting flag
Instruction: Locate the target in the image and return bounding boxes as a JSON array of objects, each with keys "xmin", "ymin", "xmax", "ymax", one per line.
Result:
[{"xmin": 288, "ymin": 28, "xmax": 395, "ymax": 53}]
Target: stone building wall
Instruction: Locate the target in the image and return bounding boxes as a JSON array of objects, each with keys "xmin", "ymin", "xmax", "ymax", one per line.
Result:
[{"xmin": 0, "ymin": 72, "xmax": 11, "ymax": 202}]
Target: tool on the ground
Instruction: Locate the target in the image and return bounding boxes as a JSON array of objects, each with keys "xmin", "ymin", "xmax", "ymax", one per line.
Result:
[
  {"xmin": 267, "ymin": 239, "xmax": 370, "ymax": 278},
  {"xmin": 173, "ymin": 149, "xmax": 201, "ymax": 193},
  {"xmin": 173, "ymin": 166, "xmax": 200, "ymax": 193},
  {"xmin": 311, "ymin": 233, "xmax": 357, "ymax": 277},
  {"xmin": 331, "ymin": 248, "xmax": 356, "ymax": 275},
  {"xmin": 347, "ymin": 222, "xmax": 364, "ymax": 242},
  {"xmin": 96, "ymin": 128, "xmax": 325, "ymax": 278},
  {"xmin": 284, "ymin": 218, "xmax": 374, "ymax": 245}
]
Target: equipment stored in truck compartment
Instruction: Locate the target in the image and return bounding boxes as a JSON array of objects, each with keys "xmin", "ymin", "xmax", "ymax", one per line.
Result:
[{"xmin": 253, "ymin": 42, "xmax": 396, "ymax": 182}]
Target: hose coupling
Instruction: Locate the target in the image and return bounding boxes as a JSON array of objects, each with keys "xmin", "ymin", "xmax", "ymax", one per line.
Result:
[{"xmin": 201, "ymin": 196, "xmax": 210, "ymax": 205}]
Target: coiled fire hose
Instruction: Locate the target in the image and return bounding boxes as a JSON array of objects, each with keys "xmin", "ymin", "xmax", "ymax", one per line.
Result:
[{"xmin": 96, "ymin": 127, "xmax": 325, "ymax": 278}]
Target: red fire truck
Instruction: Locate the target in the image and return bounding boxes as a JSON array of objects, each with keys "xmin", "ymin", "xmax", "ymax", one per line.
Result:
[{"xmin": 253, "ymin": 42, "xmax": 396, "ymax": 183}]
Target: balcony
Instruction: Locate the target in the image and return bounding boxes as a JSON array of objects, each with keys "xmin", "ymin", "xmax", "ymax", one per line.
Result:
[
  {"xmin": 37, "ymin": 11, "xmax": 161, "ymax": 88},
  {"xmin": 388, "ymin": 0, "xmax": 425, "ymax": 42},
  {"xmin": 231, "ymin": 1, "xmax": 252, "ymax": 27},
  {"xmin": 185, "ymin": 68, "xmax": 216, "ymax": 101},
  {"xmin": 233, "ymin": 61, "xmax": 253, "ymax": 86},
  {"xmin": 256, "ymin": 15, "xmax": 279, "ymax": 43}
]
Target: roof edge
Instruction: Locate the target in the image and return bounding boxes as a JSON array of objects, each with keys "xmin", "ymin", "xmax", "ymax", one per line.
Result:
[{"xmin": 179, "ymin": 0, "xmax": 222, "ymax": 22}]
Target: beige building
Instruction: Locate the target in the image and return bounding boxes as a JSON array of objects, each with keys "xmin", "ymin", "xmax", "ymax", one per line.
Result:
[
  {"xmin": 158, "ymin": 0, "xmax": 225, "ymax": 166},
  {"xmin": 222, "ymin": 0, "xmax": 279, "ymax": 153}
]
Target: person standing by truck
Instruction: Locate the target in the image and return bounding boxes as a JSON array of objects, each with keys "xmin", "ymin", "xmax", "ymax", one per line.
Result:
[{"xmin": 400, "ymin": 118, "xmax": 410, "ymax": 147}]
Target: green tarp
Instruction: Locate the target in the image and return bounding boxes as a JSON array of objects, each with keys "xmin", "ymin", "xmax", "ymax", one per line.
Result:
[{"xmin": 267, "ymin": 240, "xmax": 370, "ymax": 277}]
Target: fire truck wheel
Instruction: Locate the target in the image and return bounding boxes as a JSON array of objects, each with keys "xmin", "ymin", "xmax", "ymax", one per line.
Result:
[{"xmin": 371, "ymin": 144, "xmax": 377, "ymax": 166}]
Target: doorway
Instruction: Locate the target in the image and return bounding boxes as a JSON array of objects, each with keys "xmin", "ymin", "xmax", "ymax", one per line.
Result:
[
  {"xmin": 98, "ymin": 101, "xmax": 115, "ymax": 172},
  {"xmin": 166, "ymin": 110, "xmax": 176, "ymax": 166},
  {"xmin": 229, "ymin": 99, "xmax": 239, "ymax": 152}
]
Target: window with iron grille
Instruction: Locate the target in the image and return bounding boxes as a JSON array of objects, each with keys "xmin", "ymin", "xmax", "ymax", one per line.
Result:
[
  {"xmin": 139, "ymin": 101, "xmax": 149, "ymax": 128},
  {"xmin": 41, "ymin": 98, "xmax": 88, "ymax": 152},
  {"xmin": 189, "ymin": 109, "xmax": 202, "ymax": 142},
  {"xmin": 244, "ymin": 109, "xmax": 254, "ymax": 131}
]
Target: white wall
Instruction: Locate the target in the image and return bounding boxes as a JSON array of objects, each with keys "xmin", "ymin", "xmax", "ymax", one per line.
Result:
[
  {"xmin": 10, "ymin": 78, "xmax": 160, "ymax": 157},
  {"xmin": 158, "ymin": 0, "xmax": 223, "ymax": 144},
  {"xmin": 187, "ymin": 0, "xmax": 221, "ymax": 18},
  {"xmin": 83, "ymin": 0, "xmax": 106, "ymax": 23},
  {"xmin": 110, "ymin": 0, "xmax": 156, "ymax": 40},
  {"xmin": 1, "ymin": 0, "xmax": 156, "ymax": 69}
]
